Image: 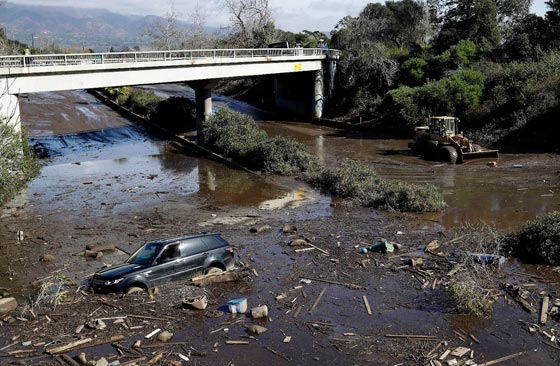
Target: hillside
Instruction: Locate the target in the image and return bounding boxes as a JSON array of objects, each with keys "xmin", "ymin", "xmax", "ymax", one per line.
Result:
[{"xmin": 0, "ymin": 3, "xmax": 195, "ymax": 51}]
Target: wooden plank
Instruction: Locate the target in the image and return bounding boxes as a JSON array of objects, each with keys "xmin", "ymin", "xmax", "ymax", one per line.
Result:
[
  {"xmin": 479, "ymin": 351, "xmax": 524, "ymax": 366},
  {"xmin": 302, "ymin": 277, "xmax": 363, "ymax": 290},
  {"xmin": 225, "ymin": 340, "xmax": 250, "ymax": 345},
  {"xmin": 540, "ymin": 296, "xmax": 549, "ymax": 325},
  {"xmin": 385, "ymin": 334, "xmax": 439, "ymax": 340},
  {"xmin": 307, "ymin": 243, "xmax": 329, "ymax": 255},
  {"xmin": 308, "ymin": 288, "xmax": 326, "ymax": 314},
  {"xmin": 294, "ymin": 247, "xmax": 315, "ymax": 253},
  {"xmin": 363, "ymin": 295, "xmax": 372, "ymax": 315},
  {"xmin": 46, "ymin": 338, "xmax": 92, "ymax": 355},
  {"xmin": 501, "ymin": 285, "xmax": 535, "ymax": 313}
]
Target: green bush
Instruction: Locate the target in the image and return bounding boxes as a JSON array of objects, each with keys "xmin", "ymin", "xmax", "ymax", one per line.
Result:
[
  {"xmin": 466, "ymin": 52, "xmax": 560, "ymax": 147},
  {"xmin": 253, "ymin": 136, "xmax": 321, "ymax": 175},
  {"xmin": 401, "ymin": 57, "xmax": 428, "ymax": 86},
  {"xmin": 0, "ymin": 124, "xmax": 40, "ymax": 206},
  {"xmin": 203, "ymin": 107, "xmax": 319, "ymax": 175},
  {"xmin": 449, "ymin": 40, "xmax": 479, "ymax": 67},
  {"xmin": 203, "ymin": 107, "xmax": 268, "ymax": 160},
  {"xmin": 382, "ymin": 70, "xmax": 485, "ymax": 127},
  {"xmin": 125, "ymin": 88, "xmax": 162, "ymax": 118},
  {"xmin": 507, "ymin": 211, "xmax": 560, "ymax": 265},
  {"xmin": 305, "ymin": 159, "xmax": 446, "ymax": 212},
  {"xmin": 382, "ymin": 86, "xmax": 424, "ymax": 127},
  {"xmin": 110, "ymin": 87, "xmax": 162, "ymax": 118}
]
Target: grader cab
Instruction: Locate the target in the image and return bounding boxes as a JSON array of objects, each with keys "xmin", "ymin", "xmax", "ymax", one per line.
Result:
[{"xmin": 409, "ymin": 116, "xmax": 498, "ymax": 164}]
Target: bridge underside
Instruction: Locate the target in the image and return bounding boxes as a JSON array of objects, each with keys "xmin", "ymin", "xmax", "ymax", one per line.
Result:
[
  {"xmin": 2, "ymin": 59, "xmax": 322, "ymax": 94},
  {"xmin": 1, "ymin": 58, "xmax": 327, "ymax": 142}
]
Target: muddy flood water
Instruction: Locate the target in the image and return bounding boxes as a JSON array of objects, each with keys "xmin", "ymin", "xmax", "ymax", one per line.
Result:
[
  {"xmin": 144, "ymin": 83, "xmax": 560, "ymax": 231},
  {"xmin": 0, "ymin": 85, "xmax": 559, "ymax": 366}
]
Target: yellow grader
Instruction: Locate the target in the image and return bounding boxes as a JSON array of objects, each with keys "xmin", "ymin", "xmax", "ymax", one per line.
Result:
[{"xmin": 409, "ymin": 116, "xmax": 498, "ymax": 164}]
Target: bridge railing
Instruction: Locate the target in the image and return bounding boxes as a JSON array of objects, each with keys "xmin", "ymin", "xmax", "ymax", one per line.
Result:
[{"xmin": 0, "ymin": 48, "xmax": 341, "ymax": 69}]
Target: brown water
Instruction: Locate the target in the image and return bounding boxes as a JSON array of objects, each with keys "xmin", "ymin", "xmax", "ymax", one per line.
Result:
[
  {"xmin": 19, "ymin": 86, "xmax": 560, "ymax": 232},
  {"xmin": 19, "ymin": 90, "xmax": 329, "ymax": 215},
  {"xmin": 4, "ymin": 86, "xmax": 560, "ymax": 366},
  {"xmin": 259, "ymin": 122, "xmax": 560, "ymax": 231}
]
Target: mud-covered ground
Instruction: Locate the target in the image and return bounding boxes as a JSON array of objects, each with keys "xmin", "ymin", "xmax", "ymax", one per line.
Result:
[
  {"xmin": 1, "ymin": 89, "xmax": 560, "ymax": 365},
  {"xmin": 2, "ymin": 205, "xmax": 560, "ymax": 366}
]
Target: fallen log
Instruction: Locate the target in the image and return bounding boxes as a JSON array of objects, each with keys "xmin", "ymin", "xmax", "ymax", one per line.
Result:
[
  {"xmin": 191, "ymin": 269, "xmax": 249, "ymax": 286},
  {"xmin": 501, "ymin": 284, "xmax": 535, "ymax": 313}
]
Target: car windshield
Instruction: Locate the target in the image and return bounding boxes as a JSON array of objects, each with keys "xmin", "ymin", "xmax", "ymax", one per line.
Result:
[{"xmin": 127, "ymin": 242, "xmax": 161, "ymax": 265}]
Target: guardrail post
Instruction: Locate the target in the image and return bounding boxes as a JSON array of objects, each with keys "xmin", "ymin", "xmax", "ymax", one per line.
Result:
[
  {"xmin": 64, "ymin": 55, "xmax": 67, "ymax": 65},
  {"xmin": 101, "ymin": 54, "xmax": 104, "ymax": 64}
]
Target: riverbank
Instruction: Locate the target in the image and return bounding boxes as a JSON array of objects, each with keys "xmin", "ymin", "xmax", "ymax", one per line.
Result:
[
  {"xmin": 2, "ymin": 196, "xmax": 560, "ymax": 365},
  {"xmin": 2, "ymin": 89, "xmax": 560, "ymax": 365}
]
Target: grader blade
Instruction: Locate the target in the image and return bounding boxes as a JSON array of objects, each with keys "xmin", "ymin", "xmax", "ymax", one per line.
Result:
[{"xmin": 462, "ymin": 149, "xmax": 499, "ymax": 160}]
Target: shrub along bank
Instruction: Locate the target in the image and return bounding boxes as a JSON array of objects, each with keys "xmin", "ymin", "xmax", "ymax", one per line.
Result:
[
  {"xmin": 203, "ymin": 108, "xmax": 446, "ymax": 213},
  {"xmin": 103, "ymin": 87, "xmax": 446, "ymax": 213},
  {"xmin": 0, "ymin": 123, "xmax": 39, "ymax": 206},
  {"xmin": 304, "ymin": 159, "xmax": 446, "ymax": 212},
  {"xmin": 506, "ymin": 211, "xmax": 560, "ymax": 266},
  {"xmin": 103, "ymin": 87, "xmax": 196, "ymax": 133},
  {"xmin": 443, "ymin": 214, "xmax": 560, "ymax": 317},
  {"xmin": 203, "ymin": 108, "xmax": 321, "ymax": 175}
]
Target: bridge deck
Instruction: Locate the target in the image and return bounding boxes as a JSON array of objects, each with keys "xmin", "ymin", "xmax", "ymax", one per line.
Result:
[{"xmin": 0, "ymin": 48, "xmax": 340, "ymax": 76}]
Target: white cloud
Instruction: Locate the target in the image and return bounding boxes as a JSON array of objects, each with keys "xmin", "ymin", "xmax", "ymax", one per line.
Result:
[{"xmin": 5, "ymin": 0, "xmax": 552, "ymax": 33}]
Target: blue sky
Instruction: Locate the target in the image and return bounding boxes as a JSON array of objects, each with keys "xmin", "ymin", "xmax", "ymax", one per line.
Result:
[{"xmin": 5, "ymin": 0, "xmax": 552, "ymax": 32}]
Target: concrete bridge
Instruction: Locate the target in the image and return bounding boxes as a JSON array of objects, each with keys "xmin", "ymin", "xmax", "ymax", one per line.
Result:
[{"xmin": 0, "ymin": 48, "xmax": 340, "ymax": 140}]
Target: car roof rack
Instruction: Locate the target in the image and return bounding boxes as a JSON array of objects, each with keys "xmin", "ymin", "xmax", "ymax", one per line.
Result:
[{"xmin": 147, "ymin": 233, "xmax": 222, "ymax": 245}]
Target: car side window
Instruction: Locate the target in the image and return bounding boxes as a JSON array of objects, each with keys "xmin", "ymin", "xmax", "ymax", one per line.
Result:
[
  {"xmin": 157, "ymin": 243, "xmax": 181, "ymax": 263},
  {"xmin": 202, "ymin": 236, "xmax": 225, "ymax": 250},
  {"xmin": 180, "ymin": 238, "xmax": 208, "ymax": 257}
]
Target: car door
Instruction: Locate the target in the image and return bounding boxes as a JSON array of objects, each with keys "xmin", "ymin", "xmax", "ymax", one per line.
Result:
[
  {"xmin": 175, "ymin": 238, "xmax": 209, "ymax": 280},
  {"xmin": 146, "ymin": 243, "xmax": 181, "ymax": 286}
]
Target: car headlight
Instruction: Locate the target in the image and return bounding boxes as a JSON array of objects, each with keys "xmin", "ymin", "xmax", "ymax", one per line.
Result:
[{"xmin": 104, "ymin": 278, "xmax": 124, "ymax": 286}]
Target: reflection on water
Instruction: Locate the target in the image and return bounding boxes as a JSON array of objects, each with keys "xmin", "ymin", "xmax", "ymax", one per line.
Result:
[
  {"xmin": 19, "ymin": 88, "xmax": 560, "ymax": 231},
  {"xmin": 28, "ymin": 143, "xmax": 299, "ymax": 214},
  {"xmin": 21, "ymin": 90, "xmax": 325, "ymax": 215},
  {"xmin": 259, "ymin": 121, "xmax": 560, "ymax": 231}
]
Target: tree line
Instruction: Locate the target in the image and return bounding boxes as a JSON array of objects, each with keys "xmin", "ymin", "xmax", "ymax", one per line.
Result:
[{"xmin": 328, "ymin": 0, "xmax": 560, "ymax": 150}]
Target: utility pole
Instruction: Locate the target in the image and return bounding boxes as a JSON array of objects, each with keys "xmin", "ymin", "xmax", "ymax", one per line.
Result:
[{"xmin": 31, "ymin": 33, "xmax": 34, "ymax": 49}]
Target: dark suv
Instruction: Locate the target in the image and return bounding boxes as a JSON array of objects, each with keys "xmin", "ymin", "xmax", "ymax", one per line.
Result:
[{"xmin": 89, "ymin": 233, "xmax": 235, "ymax": 293}]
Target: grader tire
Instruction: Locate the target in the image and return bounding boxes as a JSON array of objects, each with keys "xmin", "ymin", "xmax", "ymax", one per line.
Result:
[
  {"xmin": 423, "ymin": 140, "xmax": 439, "ymax": 160},
  {"xmin": 438, "ymin": 146, "xmax": 458, "ymax": 164}
]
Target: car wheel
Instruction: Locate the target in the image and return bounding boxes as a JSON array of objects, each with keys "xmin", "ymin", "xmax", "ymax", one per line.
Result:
[
  {"xmin": 206, "ymin": 266, "xmax": 224, "ymax": 275},
  {"xmin": 125, "ymin": 286, "xmax": 145, "ymax": 295}
]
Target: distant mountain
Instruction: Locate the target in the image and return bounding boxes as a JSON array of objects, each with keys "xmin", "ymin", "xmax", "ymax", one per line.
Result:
[{"xmin": 0, "ymin": 3, "xmax": 205, "ymax": 51}]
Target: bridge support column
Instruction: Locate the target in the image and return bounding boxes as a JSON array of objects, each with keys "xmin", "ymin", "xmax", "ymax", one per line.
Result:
[
  {"xmin": 189, "ymin": 80, "xmax": 219, "ymax": 144},
  {"xmin": 312, "ymin": 69, "xmax": 324, "ymax": 119},
  {"xmin": 0, "ymin": 80, "xmax": 22, "ymax": 134}
]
